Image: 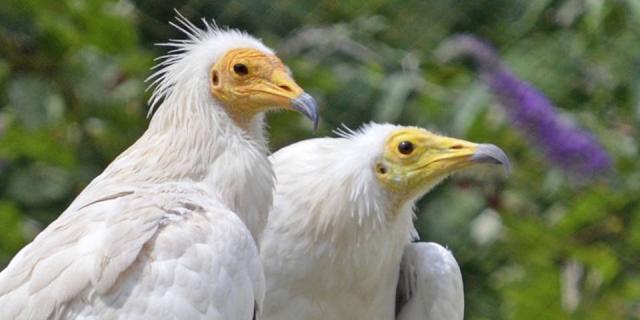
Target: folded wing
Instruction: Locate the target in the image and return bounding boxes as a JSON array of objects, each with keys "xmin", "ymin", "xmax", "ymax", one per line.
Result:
[
  {"xmin": 396, "ymin": 242, "xmax": 464, "ymax": 320},
  {"xmin": 0, "ymin": 185, "xmax": 263, "ymax": 320}
]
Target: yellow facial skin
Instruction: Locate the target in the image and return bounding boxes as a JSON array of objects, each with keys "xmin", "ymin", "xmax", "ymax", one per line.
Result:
[
  {"xmin": 210, "ymin": 48, "xmax": 318, "ymax": 129},
  {"xmin": 374, "ymin": 128, "xmax": 506, "ymax": 207}
]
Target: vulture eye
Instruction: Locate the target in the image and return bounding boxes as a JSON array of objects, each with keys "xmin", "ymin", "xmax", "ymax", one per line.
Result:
[
  {"xmin": 233, "ymin": 64, "xmax": 249, "ymax": 76},
  {"xmin": 398, "ymin": 141, "xmax": 414, "ymax": 155}
]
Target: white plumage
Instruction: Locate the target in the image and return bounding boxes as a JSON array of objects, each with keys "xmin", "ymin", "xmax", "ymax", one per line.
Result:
[
  {"xmin": 261, "ymin": 123, "xmax": 508, "ymax": 320},
  {"xmin": 0, "ymin": 15, "xmax": 317, "ymax": 320},
  {"xmin": 396, "ymin": 243, "xmax": 464, "ymax": 320}
]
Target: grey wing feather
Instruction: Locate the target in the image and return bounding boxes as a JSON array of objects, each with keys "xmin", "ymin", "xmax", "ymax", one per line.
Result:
[{"xmin": 396, "ymin": 242, "xmax": 464, "ymax": 320}]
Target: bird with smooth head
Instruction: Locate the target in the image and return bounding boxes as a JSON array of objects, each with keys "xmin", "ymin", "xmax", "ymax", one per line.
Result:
[{"xmin": 261, "ymin": 123, "xmax": 509, "ymax": 320}]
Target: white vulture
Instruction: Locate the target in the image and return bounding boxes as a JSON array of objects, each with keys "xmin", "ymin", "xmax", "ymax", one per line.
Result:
[
  {"xmin": 0, "ymin": 15, "xmax": 318, "ymax": 320},
  {"xmin": 261, "ymin": 123, "xmax": 509, "ymax": 320}
]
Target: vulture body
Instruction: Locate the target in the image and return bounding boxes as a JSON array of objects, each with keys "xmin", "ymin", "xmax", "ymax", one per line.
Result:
[
  {"xmin": 261, "ymin": 123, "xmax": 508, "ymax": 320},
  {"xmin": 0, "ymin": 15, "xmax": 317, "ymax": 320}
]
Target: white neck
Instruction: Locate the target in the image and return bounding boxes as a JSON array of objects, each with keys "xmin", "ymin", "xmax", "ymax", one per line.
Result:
[
  {"xmin": 266, "ymin": 161, "xmax": 416, "ymax": 319},
  {"xmin": 269, "ymin": 136, "xmax": 417, "ymax": 258},
  {"xmin": 94, "ymin": 91, "xmax": 273, "ymax": 240},
  {"xmin": 80, "ymin": 20, "xmax": 281, "ymax": 240}
]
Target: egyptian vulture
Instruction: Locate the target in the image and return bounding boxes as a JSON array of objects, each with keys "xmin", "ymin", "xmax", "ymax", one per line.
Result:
[
  {"xmin": 261, "ymin": 123, "xmax": 509, "ymax": 320},
  {"xmin": 0, "ymin": 15, "xmax": 318, "ymax": 319}
]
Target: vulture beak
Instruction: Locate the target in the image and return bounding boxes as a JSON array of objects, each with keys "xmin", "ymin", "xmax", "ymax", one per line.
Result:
[
  {"xmin": 210, "ymin": 48, "xmax": 320, "ymax": 130},
  {"xmin": 291, "ymin": 93, "xmax": 319, "ymax": 131},
  {"xmin": 264, "ymin": 68, "xmax": 319, "ymax": 130},
  {"xmin": 470, "ymin": 144, "xmax": 511, "ymax": 174},
  {"xmin": 378, "ymin": 129, "xmax": 510, "ymax": 208},
  {"xmin": 416, "ymin": 136, "xmax": 510, "ymax": 176}
]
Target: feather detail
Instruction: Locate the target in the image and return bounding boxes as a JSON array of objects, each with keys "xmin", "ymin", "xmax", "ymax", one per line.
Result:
[
  {"xmin": 261, "ymin": 123, "xmax": 465, "ymax": 320},
  {"xmin": 0, "ymin": 14, "xmax": 276, "ymax": 319},
  {"xmin": 146, "ymin": 12, "xmax": 272, "ymax": 119}
]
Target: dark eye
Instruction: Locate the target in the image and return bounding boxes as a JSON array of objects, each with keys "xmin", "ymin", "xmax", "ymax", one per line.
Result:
[
  {"xmin": 233, "ymin": 64, "xmax": 249, "ymax": 76},
  {"xmin": 398, "ymin": 141, "xmax": 414, "ymax": 155}
]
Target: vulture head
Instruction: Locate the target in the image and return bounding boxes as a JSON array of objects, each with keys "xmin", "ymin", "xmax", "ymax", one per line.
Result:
[
  {"xmin": 148, "ymin": 13, "xmax": 319, "ymax": 133},
  {"xmin": 371, "ymin": 125, "xmax": 510, "ymax": 207}
]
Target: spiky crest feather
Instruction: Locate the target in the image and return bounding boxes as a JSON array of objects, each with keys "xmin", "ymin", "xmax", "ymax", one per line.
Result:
[
  {"xmin": 145, "ymin": 12, "xmax": 273, "ymax": 125},
  {"xmin": 94, "ymin": 12, "xmax": 277, "ymax": 237},
  {"xmin": 0, "ymin": 13, "xmax": 279, "ymax": 319}
]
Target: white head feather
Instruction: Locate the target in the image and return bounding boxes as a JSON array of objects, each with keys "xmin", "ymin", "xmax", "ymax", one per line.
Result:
[
  {"xmin": 146, "ymin": 13, "xmax": 274, "ymax": 141},
  {"xmin": 268, "ymin": 123, "xmax": 417, "ymax": 251},
  {"xmin": 89, "ymin": 14, "xmax": 281, "ymax": 239}
]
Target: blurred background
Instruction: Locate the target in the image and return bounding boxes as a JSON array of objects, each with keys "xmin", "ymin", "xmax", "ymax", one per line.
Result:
[{"xmin": 1, "ymin": 0, "xmax": 639, "ymax": 319}]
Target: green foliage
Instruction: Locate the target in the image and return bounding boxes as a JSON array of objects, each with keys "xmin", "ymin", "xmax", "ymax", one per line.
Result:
[
  {"xmin": 1, "ymin": 1, "xmax": 639, "ymax": 318},
  {"xmin": 0, "ymin": 201, "xmax": 26, "ymax": 263}
]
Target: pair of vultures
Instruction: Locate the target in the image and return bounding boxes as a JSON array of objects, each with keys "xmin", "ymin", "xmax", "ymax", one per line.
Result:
[{"xmin": 0, "ymin": 15, "xmax": 508, "ymax": 320}]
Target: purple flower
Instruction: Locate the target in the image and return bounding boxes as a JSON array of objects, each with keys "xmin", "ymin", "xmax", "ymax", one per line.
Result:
[{"xmin": 441, "ymin": 35, "xmax": 612, "ymax": 178}]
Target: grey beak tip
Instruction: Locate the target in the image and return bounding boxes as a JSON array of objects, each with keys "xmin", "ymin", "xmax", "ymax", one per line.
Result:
[
  {"xmin": 471, "ymin": 144, "xmax": 511, "ymax": 175},
  {"xmin": 292, "ymin": 93, "xmax": 320, "ymax": 132}
]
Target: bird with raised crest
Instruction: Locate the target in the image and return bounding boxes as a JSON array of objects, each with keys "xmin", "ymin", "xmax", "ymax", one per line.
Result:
[{"xmin": 0, "ymin": 14, "xmax": 318, "ymax": 320}]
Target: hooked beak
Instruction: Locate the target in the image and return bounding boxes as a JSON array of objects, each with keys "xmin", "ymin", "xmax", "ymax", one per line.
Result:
[
  {"xmin": 257, "ymin": 68, "xmax": 319, "ymax": 130},
  {"xmin": 377, "ymin": 130, "xmax": 509, "ymax": 207},
  {"xmin": 291, "ymin": 93, "xmax": 319, "ymax": 131},
  {"xmin": 470, "ymin": 144, "xmax": 511, "ymax": 174},
  {"xmin": 418, "ymin": 137, "xmax": 510, "ymax": 176}
]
